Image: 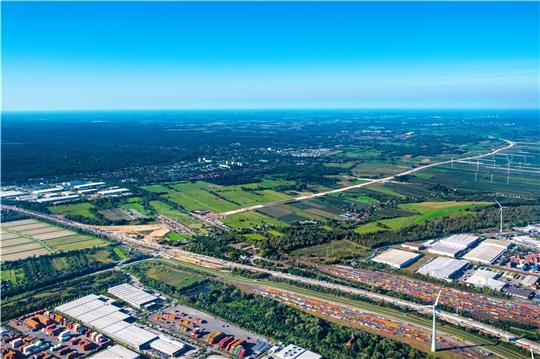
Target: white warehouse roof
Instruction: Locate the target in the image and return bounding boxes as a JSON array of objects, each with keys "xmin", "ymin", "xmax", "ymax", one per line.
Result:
[
  {"xmin": 108, "ymin": 283, "xmax": 158, "ymax": 309},
  {"xmin": 274, "ymin": 344, "xmax": 322, "ymax": 359},
  {"xmin": 112, "ymin": 325, "xmax": 158, "ymax": 349},
  {"xmin": 417, "ymin": 257, "xmax": 469, "ymax": 281},
  {"xmin": 463, "ymin": 239, "xmax": 510, "ymax": 264},
  {"xmin": 149, "ymin": 337, "xmax": 186, "ymax": 357},
  {"xmin": 465, "ymin": 269, "xmax": 506, "ymax": 291},
  {"xmin": 90, "ymin": 345, "xmax": 139, "ymax": 359},
  {"xmin": 428, "ymin": 234, "xmax": 479, "ymax": 257},
  {"xmin": 372, "ymin": 248, "xmax": 421, "ymax": 268}
]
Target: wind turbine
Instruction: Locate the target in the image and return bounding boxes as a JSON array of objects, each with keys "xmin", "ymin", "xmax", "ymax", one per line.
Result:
[
  {"xmin": 495, "ymin": 200, "xmax": 503, "ymax": 233},
  {"xmin": 431, "ymin": 289, "xmax": 442, "ymax": 352}
]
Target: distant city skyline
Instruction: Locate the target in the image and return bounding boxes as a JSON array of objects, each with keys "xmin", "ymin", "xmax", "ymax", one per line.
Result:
[{"xmin": 2, "ymin": 1, "xmax": 539, "ymax": 111}]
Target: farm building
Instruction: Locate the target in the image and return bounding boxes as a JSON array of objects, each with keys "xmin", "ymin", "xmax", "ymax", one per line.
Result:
[
  {"xmin": 272, "ymin": 344, "xmax": 322, "ymax": 359},
  {"xmin": 463, "ymin": 239, "xmax": 511, "ymax": 264},
  {"xmin": 465, "ymin": 269, "xmax": 506, "ymax": 291},
  {"xmin": 427, "ymin": 234, "xmax": 479, "ymax": 258},
  {"xmin": 372, "ymin": 248, "xmax": 421, "ymax": 268},
  {"xmin": 417, "ymin": 257, "xmax": 470, "ymax": 281},
  {"xmin": 108, "ymin": 283, "xmax": 158, "ymax": 310},
  {"xmin": 89, "ymin": 345, "xmax": 139, "ymax": 359}
]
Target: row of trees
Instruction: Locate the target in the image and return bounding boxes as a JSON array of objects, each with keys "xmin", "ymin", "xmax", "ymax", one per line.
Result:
[{"xmin": 1, "ymin": 246, "xmax": 127, "ymax": 297}]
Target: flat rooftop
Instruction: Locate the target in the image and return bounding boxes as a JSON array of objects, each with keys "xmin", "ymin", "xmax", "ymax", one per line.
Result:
[
  {"xmin": 463, "ymin": 239, "xmax": 510, "ymax": 264},
  {"xmin": 428, "ymin": 234, "xmax": 479, "ymax": 257},
  {"xmin": 108, "ymin": 283, "xmax": 158, "ymax": 308},
  {"xmin": 89, "ymin": 345, "xmax": 139, "ymax": 359},
  {"xmin": 417, "ymin": 257, "xmax": 469, "ymax": 280},
  {"xmin": 372, "ymin": 248, "xmax": 421, "ymax": 268}
]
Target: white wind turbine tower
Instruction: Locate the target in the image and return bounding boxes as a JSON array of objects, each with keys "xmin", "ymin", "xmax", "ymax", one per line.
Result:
[
  {"xmin": 495, "ymin": 200, "xmax": 503, "ymax": 233},
  {"xmin": 431, "ymin": 289, "xmax": 442, "ymax": 352}
]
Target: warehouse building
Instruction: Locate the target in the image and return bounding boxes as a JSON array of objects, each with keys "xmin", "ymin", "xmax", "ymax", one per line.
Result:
[
  {"xmin": 400, "ymin": 242, "xmax": 425, "ymax": 251},
  {"xmin": 271, "ymin": 344, "xmax": 322, "ymax": 359},
  {"xmin": 463, "ymin": 239, "xmax": 511, "ymax": 264},
  {"xmin": 90, "ymin": 345, "xmax": 139, "ymax": 359},
  {"xmin": 417, "ymin": 257, "xmax": 470, "ymax": 281},
  {"xmin": 427, "ymin": 234, "xmax": 479, "ymax": 258},
  {"xmin": 465, "ymin": 269, "xmax": 506, "ymax": 291},
  {"xmin": 55, "ymin": 294, "xmax": 188, "ymax": 354},
  {"xmin": 372, "ymin": 248, "xmax": 421, "ymax": 268},
  {"xmin": 149, "ymin": 337, "xmax": 186, "ymax": 357},
  {"xmin": 108, "ymin": 283, "xmax": 158, "ymax": 310}
]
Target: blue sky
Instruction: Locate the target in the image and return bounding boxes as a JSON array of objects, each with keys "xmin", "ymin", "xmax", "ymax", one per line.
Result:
[{"xmin": 2, "ymin": 1, "xmax": 539, "ymax": 110}]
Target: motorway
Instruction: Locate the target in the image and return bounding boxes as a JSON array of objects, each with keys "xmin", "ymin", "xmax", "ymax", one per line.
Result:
[
  {"xmin": 220, "ymin": 138, "xmax": 515, "ymax": 217},
  {"xmin": 3, "ymin": 202, "xmax": 539, "ymax": 357}
]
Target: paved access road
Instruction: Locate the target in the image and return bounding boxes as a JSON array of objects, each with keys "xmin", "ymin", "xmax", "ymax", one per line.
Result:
[{"xmin": 221, "ymin": 139, "xmax": 515, "ymax": 216}]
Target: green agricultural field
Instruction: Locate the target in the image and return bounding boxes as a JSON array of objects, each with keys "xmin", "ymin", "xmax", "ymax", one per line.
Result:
[
  {"xmin": 355, "ymin": 201, "xmax": 491, "ymax": 234},
  {"xmin": 120, "ymin": 197, "xmax": 151, "ymax": 215},
  {"xmin": 399, "ymin": 201, "xmax": 491, "ymax": 224},
  {"xmin": 364, "ymin": 185, "xmax": 407, "ymax": 198},
  {"xmin": 48, "ymin": 202, "xmax": 96, "ymax": 219},
  {"xmin": 166, "ymin": 182, "xmax": 238, "ymax": 212},
  {"xmin": 1, "ymin": 268, "xmax": 25, "ymax": 284},
  {"xmin": 243, "ymin": 233, "xmax": 266, "ymax": 241},
  {"xmin": 223, "ymin": 211, "xmax": 286, "ymax": 229},
  {"xmin": 112, "ymin": 246, "xmax": 128, "ymax": 260},
  {"xmin": 47, "ymin": 235, "xmax": 108, "ymax": 251},
  {"xmin": 292, "ymin": 240, "xmax": 370, "ymax": 260},
  {"xmin": 142, "ymin": 184, "xmax": 170, "ymax": 193},
  {"xmin": 166, "ymin": 231, "xmax": 190, "ymax": 241},
  {"xmin": 145, "ymin": 264, "xmax": 206, "ymax": 289}
]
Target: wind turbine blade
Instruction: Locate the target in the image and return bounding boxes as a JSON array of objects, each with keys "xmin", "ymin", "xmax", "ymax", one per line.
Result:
[
  {"xmin": 434, "ymin": 289, "xmax": 442, "ymax": 307},
  {"xmin": 495, "ymin": 199, "xmax": 502, "ymax": 208}
]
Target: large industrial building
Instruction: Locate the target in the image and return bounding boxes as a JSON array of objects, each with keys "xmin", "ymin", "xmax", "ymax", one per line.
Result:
[
  {"xmin": 465, "ymin": 269, "xmax": 506, "ymax": 291},
  {"xmin": 463, "ymin": 239, "xmax": 511, "ymax": 264},
  {"xmin": 55, "ymin": 293, "xmax": 185, "ymax": 356},
  {"xmin": 427, "ymin": 234, "xmax": 479, "ymax": 258},
  {"xmin": 417, "ymin": 257, "xmax": 470, "ymax": 281},
  {"xmin": 372, "ymin": 248, "xmax": 421, "ymax": 268},
  {"xmin": 271, "ymin": 344, "xmax": 322, "ymax": 359},
  {"xmin": 89, "ymin": 345, "xmax": 139, "ymax": 359},
  {"xmin": 108, "ymin": 283, "xmax": 158, "ymax": 310}
]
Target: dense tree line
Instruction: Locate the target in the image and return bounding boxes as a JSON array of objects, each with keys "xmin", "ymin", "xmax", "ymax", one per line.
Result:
[
  {"xmin": 130, "ymin": 267, "xmax": 426, "ymax": 359},
  {"xmin": 1, "ymin": 271, "xmax": 129, "ymax": 320},
  {"xmin": 1, "ymin": 246, "xmax": 129, "ymax": 298}
]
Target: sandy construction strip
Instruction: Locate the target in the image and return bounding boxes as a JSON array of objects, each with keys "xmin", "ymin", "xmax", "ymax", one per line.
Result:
[
  {"xmin": 0, "ymin": 219, "xmax": 40, "ymax": 228},
  {"xmin": 96, "ymin": 224, "xmax": 163, "ymax": 232},
  {"xmin": 1, "ymin": 242, "xmax": 45, "ymax": 255},
  {"xmin": 2, "ymin": 248, "xmax": 50, "ymax": 261},
  {"xmin": 0, "ymin": 232, "xmax": 21, "ymax": 241},
  {"xmin": 1, "ymin": 237, "xmax": 34, "ymax": 248},
  {"xmin": 6, "ymin": 223, "xmax": 51, "ymax": 232},
  {"xmin": 34, "ymin": 230, "xmax": 76, "ymax": 240},
  {"xmin": 21, "ymin": 226, "xmax": 64, "ymax": 236}
]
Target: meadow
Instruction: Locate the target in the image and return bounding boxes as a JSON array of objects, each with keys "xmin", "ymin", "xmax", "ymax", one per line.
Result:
[
  {"xmin": 48, "ymin": 202, "xmax": 96, "ymax": 219},
  {"xmin": 354, "ymin": 201, "xmax": 491, "ymax": 234},
  {"xmin": 143, "ymin": 263, "xmax": 206, "ymax": 289}
]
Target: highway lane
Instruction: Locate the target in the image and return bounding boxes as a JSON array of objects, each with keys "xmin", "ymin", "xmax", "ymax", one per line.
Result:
[{"xmin": 221, "ymin": 138, "xmax": 515, "ymax": 217}]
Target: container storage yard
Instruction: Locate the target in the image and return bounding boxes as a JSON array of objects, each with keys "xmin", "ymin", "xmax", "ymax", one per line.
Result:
[
  {"xmin": 320, "ymin": 264, "xmax": 540, "ymax": 327},
  {"xmin": 148, "ymin": 305, "xmax": 270, "ymax": 357},
  {"xmin": 254, "ymin": 286, "xmax": 492, "ymax": 358}
]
